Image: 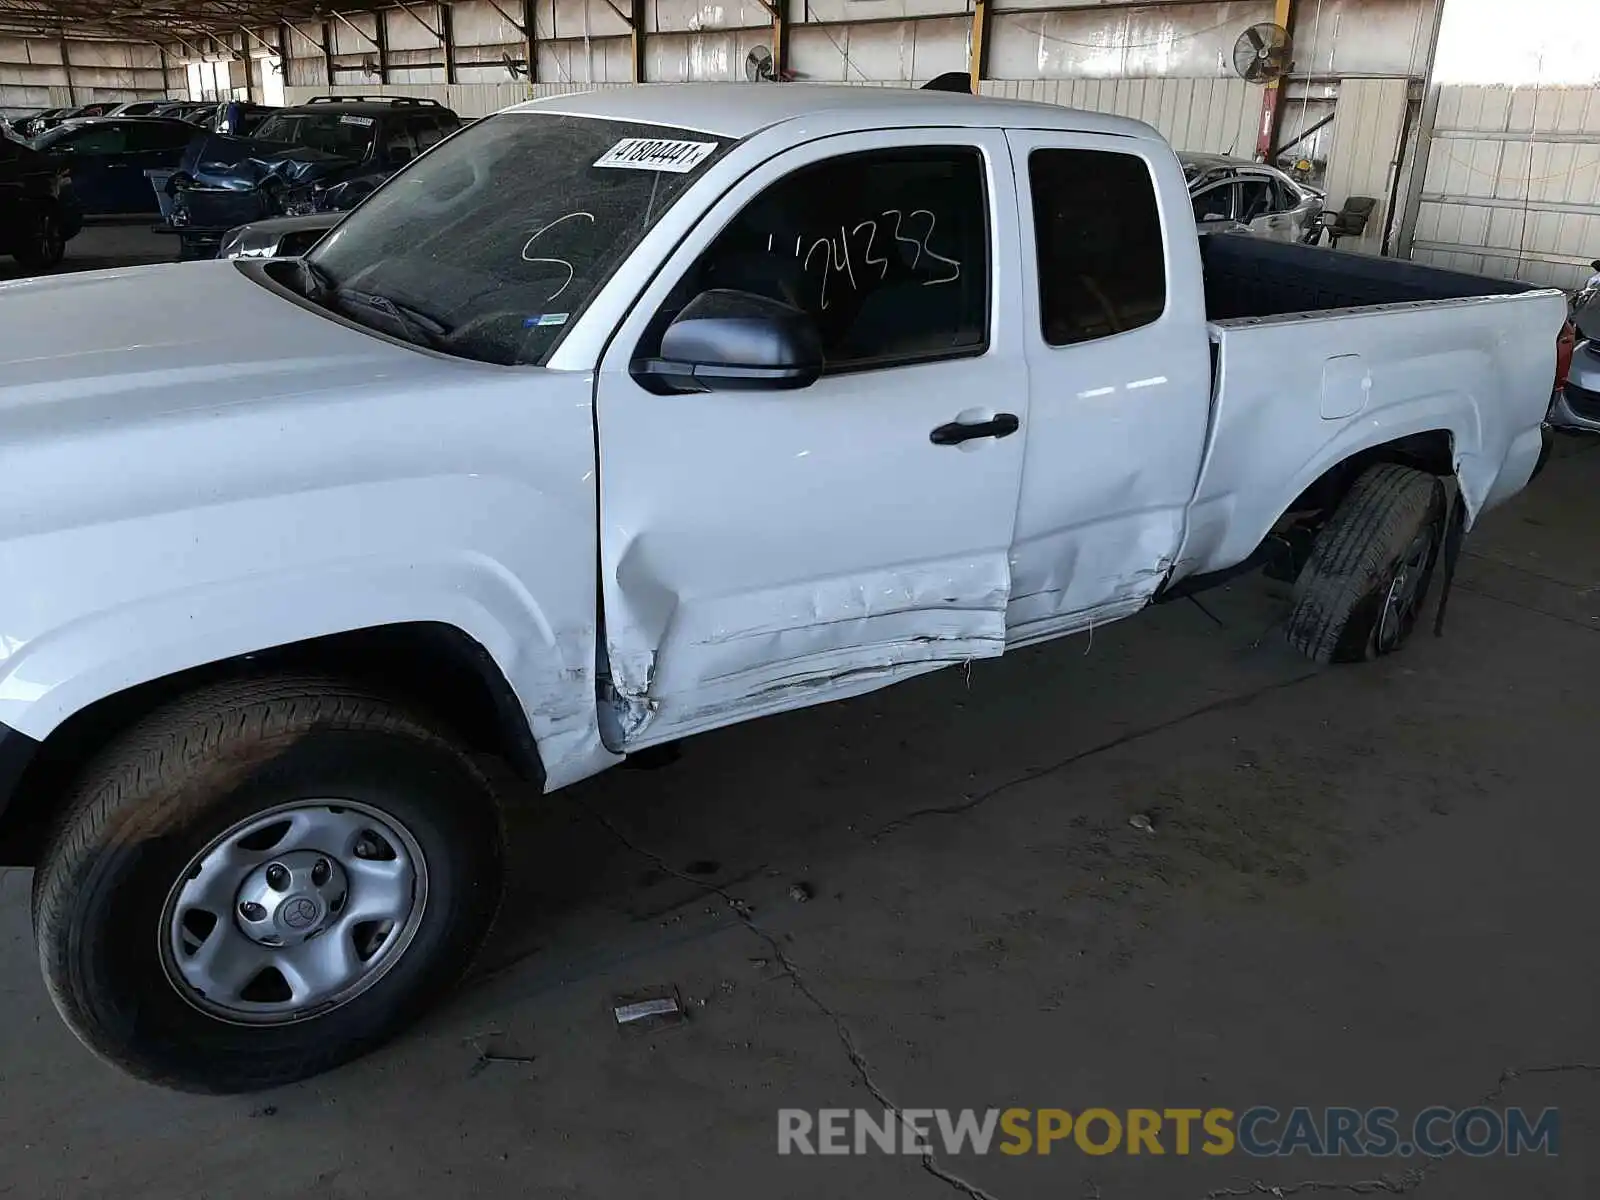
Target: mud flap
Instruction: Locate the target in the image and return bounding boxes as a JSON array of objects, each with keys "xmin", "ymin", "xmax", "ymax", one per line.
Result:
[{"xmin": 1432, "ymin": 486, "xmax": 1468, "ymax": 638}]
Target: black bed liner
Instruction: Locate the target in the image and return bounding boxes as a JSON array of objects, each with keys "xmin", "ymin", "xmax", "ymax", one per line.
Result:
[{"xmin": 1199, "ymin": 233, "xmax": 1539, "ymax": 323}]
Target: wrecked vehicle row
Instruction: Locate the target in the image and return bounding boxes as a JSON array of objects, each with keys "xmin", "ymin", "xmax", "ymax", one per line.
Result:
[{"xmin": 162, "ymin": 95, "xmax": 459, "ymax": 258}]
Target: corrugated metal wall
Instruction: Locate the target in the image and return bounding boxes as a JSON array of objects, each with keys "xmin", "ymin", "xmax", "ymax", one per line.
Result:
[
  {"xmin": 27, "ymin": 0, "xmax": 1598, "ymax": 291},
  {"xmin": 1411, "ymin": 84, "xmax": 1600, "ymax": 289},
  {"xmin": 285, "ymin": 75, "xmax": 1265, "ymax": 156},
  {"xmin": 981, "ymin": 77, "xmax": 1260, "ymax": 156},
  {"xmin": 286, "ymin": 81, "xmax": 573, "ymax": 113},
  {"xmin": 1321, "ymin": 77, "xmax": 1410, "ymax": 254},
  {"xmin": 0, "ymin": 36, "xmax": 167, "ymax": 112}
]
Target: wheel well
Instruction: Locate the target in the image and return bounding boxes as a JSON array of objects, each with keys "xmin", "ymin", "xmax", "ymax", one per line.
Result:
[
  {"xmin": 0, "ymin": 623, "xmax": 544, "ymax": 866},
  {"xmin": 1285, "ymin": 430, "xmax": 1455, "ymax": 523}
]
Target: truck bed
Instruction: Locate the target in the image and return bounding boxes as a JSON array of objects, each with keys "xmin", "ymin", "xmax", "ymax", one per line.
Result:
[
  {"xmin": 1198, "ymin": 233, "xmax": 1539, "ymax": 323},
  {"xmin": 1177, "ymin": 233, "xmax": 1566, "ymax": 584}
]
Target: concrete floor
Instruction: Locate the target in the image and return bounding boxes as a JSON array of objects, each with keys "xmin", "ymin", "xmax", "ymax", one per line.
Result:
[
  {"xmin": 0, "ymin": 241, "xmax": 1595, "ymax": 1199},
  {"xmin": 0, "ymin": 219, "xmax": 178, "ymax": 281}
]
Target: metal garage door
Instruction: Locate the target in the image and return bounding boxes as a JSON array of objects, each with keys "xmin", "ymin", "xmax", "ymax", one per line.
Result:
[
  {"xmin": 1410, "ymin": 83, "xmax": 1600, "ymax": 288},
  {"xmin": 1322, "ymin": 77, "xmax": 1411, "ymax": 255}
]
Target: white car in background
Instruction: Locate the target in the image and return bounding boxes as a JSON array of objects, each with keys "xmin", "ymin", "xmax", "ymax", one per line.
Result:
[{"xmin": 1183, "ymin": 152, "xmax": 1323, "ymax": 243}]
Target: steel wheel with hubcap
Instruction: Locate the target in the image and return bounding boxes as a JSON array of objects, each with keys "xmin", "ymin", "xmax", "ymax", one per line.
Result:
[
  {"xmin": 32, "ymin": 677, "xmax": 504, "ymax": 1093},
  {"xmin": 161, "ymin": 800, "xmax": 429, "ymax": 1025}
]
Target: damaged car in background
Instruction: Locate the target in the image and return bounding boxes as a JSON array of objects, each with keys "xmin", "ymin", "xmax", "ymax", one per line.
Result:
[
  {"xmin": 1, "ymin": 124, "xmax": 82, "ymax": 268},
  {"xmin": 216, "ymin": 209, "xmax": 342, "ymax": 259},
  {"xmin": 161, "ymin": 95, "xmax": 459, "ymax": 259},
  {"xmin": 1551, "ymin": 287, "xmax": 1600, "ymax": 434}
]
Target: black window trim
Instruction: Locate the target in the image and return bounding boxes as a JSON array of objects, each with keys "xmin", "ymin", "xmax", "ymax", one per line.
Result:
[
  {"xmin": 1191, "ymin": 179, "xmax": 1239, "ymax": 221},
  {"xmin": 1026, "ymin": 144, "xmax": 1171, "ymax": 349}
]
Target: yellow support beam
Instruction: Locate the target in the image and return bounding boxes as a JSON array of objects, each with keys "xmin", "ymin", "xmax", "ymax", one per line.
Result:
[{"xmin": 968, "ymin": 0, "xmax": 990, "ymax": 95}]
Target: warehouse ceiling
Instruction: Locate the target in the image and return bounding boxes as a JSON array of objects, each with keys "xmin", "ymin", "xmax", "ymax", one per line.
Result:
[{"xmin": 0, "ymin": 0, "xmax": 387, "ymax": 43}]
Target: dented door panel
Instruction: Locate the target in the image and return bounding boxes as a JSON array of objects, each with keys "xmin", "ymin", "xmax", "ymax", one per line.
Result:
[
  {"xmin": 1002, "ymin": 130, "xmax": 1216, "ymax": 645},
  {"xmin": 593, "ymin": 129, "xmax": 1029, "ymax": 750}
]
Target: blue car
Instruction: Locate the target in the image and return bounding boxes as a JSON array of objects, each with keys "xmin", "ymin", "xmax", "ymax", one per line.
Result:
[
  {"xmin": 166, "ymin": 97, "xmax": 458, "ymax": 258},
  {"xmin": 29, "ymin": 117, "xmax": 199, "ymax": 215}
]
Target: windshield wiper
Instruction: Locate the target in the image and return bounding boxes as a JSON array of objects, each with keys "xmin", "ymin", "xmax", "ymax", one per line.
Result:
[
  {"xmin": 277, "ymin": 256, "xmax": 335, "ymax": 302},
  {"xmin": 332, "ymin": 287, "xmax": 451, "ymax": 349}
]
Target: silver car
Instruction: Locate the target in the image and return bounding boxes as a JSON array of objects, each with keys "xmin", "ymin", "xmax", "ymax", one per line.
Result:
[
  {"xmin": 1551, "ymin": 298, "xmax": 1600, "ymax": 434},
  {"xmin": 1182, "ymin": 153, "xmax": 1323, "ymax": 244},
  {"xmin": 217, "ymin": 211, "xmax": 343, "ymax": 260}
]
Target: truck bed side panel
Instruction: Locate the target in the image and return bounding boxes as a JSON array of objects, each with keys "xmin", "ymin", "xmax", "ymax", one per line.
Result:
[{"xmin": 1177, "ymin": 290, "xmax": 1567, "ymax": 580}]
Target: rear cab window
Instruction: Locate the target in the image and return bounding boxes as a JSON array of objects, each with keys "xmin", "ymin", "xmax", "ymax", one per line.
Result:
[{"xmin": 1027, "ymin": 148, "xmax": 1167, "ymax": 346}]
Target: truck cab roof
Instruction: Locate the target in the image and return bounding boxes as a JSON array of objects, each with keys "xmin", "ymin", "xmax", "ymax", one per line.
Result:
[{"xmin": 507, "ymin": 82, "xmax": 1162, "ymax": 143}]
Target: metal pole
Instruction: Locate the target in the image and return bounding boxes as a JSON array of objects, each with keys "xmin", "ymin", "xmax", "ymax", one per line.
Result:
[
  {"xmin": 629, "ymin": 0, "xmax": 644, "ymax": 82},
  {"xmin": 771, "ymin": 0, "xmax": 786, "ymax": 81},
  {"xmin": 522, "ymin": 0, "xmax": 538, "ymax": 84},
  {"xmin": 1254, "ymin": 0, "xmax": 1295, "ymax": 161},
  {"xmin": 440, "ymin": 3, "xmax": 457, "ymax": 84},
  {"xmin": 968, "ymin": 0, "xmax": 991, "ymax": 95},
  {"xmin": 1395, "ymin": 0, "xmax": 1448, "ymax": 259},
  {"xmin": 60, "ymin": 38, "xmax": 76, "ymax": 104},
  {"xmin": 374, "ymin": 12, "xmax": 389, "ymax": 83}
]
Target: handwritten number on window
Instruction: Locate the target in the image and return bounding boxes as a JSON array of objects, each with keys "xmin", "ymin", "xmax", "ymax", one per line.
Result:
[
  {"xmin": 906, "ymin": 210, "xmax": 962, "ymax": 286},
  {"xmin": 780, "ymin": 208, "xmax": 961, "ymax": 310}
]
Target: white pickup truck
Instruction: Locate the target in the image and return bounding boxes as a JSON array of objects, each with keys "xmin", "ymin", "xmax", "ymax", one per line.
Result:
[{"xmin": 0, "ymin": 84, "xmax": 1563, "ymax": 1093}]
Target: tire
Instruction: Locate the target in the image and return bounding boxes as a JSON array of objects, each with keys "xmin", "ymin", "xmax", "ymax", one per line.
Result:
[
  {"xmin": 31, "ymin": 676, "xmax": 504, "ymax": 1093},
  {"xmin": 12, "ymin": 206, "xmax": 66, "ymax": 271},
  {"xmin": 1285, "ymin": 463, "xmax": 1446, "ymax": 664}
]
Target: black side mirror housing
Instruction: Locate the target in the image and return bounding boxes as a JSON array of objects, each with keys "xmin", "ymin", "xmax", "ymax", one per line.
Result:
[{"xmin": 632, "ymin": 289, "xmax": 823, "ymax": 394}]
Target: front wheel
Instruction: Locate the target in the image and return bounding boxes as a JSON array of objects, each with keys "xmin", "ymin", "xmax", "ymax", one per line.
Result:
[
  {"xmin": 12, "ymin": 206, "xmax": 66, "ymax": 271},
  {"xmin": 1285, "ymin": 463, "xmax": 1446, "ymax": 663},
  {"xmin": 31, "ymin": 677, "xmax": 504, "ymax": 1093}
]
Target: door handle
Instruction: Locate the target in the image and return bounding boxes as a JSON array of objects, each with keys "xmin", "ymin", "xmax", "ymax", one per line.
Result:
[{"xmin": 930, "ymin": 412, "xmax": 1020, "ymax": 445}]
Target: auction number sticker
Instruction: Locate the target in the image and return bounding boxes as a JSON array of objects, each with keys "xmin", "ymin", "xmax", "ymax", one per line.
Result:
[
  {"xmin": 594, "ymin": 138, "xmax": 717, "ymax": 173},
  {"xmin": 339, "ymin": 115, "xmax": 375, "ymax": 126}
]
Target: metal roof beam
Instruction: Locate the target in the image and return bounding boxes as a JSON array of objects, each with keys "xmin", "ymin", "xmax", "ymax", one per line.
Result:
[{"xmin": 328, "ymin": 7, "xmax": 380, "ymax": 52}]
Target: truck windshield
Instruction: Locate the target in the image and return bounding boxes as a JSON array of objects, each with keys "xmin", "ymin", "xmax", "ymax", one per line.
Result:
[{"xmin": 302, "ymin": 112, "xmax": 727, "ymax": 365}]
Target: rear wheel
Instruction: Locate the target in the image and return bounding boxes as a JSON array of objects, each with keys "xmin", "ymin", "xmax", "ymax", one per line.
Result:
[
  {"xmin": 1285, "ymin": 463, "xmax": 1446, "ymax": 663},
  {"xmin": 12, "ymin": 206, "xmax": 66, "ymax": 271},
  {"xmin": 31, "ymin": 677, "xmax": 504, "ymax": 1093}
]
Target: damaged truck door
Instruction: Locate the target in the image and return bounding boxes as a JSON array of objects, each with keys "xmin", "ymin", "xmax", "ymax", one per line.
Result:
[
  {"xmin": 595, "ymin": 129, "xmax": 1029, "ymax": 748},
  {"xmin": 1001, "ymin": 132, "xmax": 1214, "ymax": 644}
]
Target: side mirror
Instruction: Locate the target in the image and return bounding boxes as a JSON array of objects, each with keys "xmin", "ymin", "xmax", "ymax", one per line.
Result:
[{"xmin": 631, "ymin": 289, "xmax": 823, "ymax": 394}]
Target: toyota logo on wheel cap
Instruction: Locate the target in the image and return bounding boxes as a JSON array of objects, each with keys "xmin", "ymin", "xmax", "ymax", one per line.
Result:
[{"xmin": 282, "ymin": 897, "xmax": 321, "ymax": 930}]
